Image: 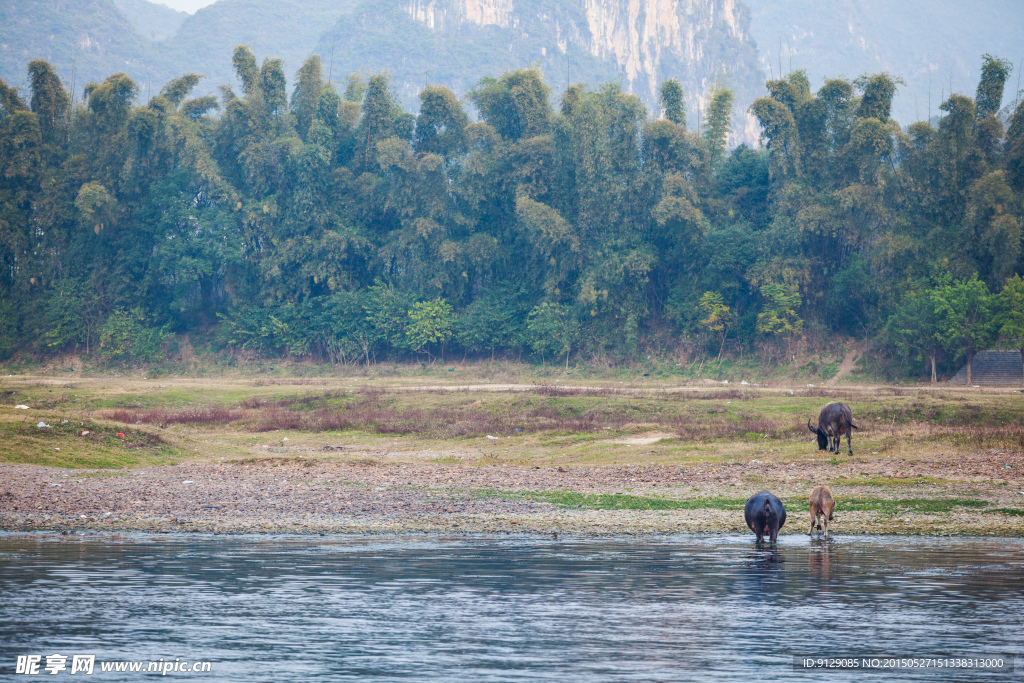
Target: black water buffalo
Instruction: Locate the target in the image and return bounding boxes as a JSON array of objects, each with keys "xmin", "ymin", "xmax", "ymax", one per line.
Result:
[
  {"xmin": 808, "ymin": 402, "xmax": 858, "ymax": 454},
  {"xmin": 744, "ymin": 491, "xmax": 787, "ymax": 544}
]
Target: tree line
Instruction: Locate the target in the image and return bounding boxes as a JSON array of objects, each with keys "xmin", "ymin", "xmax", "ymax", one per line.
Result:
[{"xmin": 0, "ymin": 49, "xmax": 1022, "ymax": 378}]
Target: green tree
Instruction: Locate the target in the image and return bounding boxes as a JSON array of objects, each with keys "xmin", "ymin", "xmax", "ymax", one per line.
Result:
[
  {"xmin": 363, "ymin": 281, "xmax": 413, "ymax": 358},
  {"xmin": 749, "ymin": 79, "xmax": 803, "ymax": 180},
  {"xmin": 356, "ymin": 73, "xmax": 400, "ymax": 170},
  {"xmin": 232, "ymin": 46, "xmax": 261, "ymax": 97},
  {"xmin": 406, "ymin": 297, "xmax": 454, "ymax": 361},
  {"xmin": 2, "ymin": 53, "xmax": 1024, "ymax": 374},
  {"xmin": 160, "ymin": 73, "xmax": 202, "ymax": 107},
  {"xmin": 218, "ymin": 307, "xmax": 289, "ymax": 358},
  {"xmin": 457, "ymin": 285, "xmax": 527, "ymax": 360},
  {"xmin": 319, "ymin": 291, "xmax": 373, "ymax": 366},
  {"xmin": 884, "ymin": 288, "xmax": 942, "ymax": 382},
  {"xmin": 975, "ymin": 54, "xmax": 1012, "ymax": 118},
  {"xmin": 28, "ymin": 60, "xmax": 70, "ymax": 149},
  {"xmin": 74, "ymin": 182, "xmax": 117, "ymax": 235},
  {"xmin": 964, "ymin": 171, "xmax": 1021, "ymax": 288},
  {"xmin": 702, "ymin": 86, "xmax": 734, "ymax": 163},
  {"xmin": 85, "ymin": 72, "xmax": 138, "ymax": 135},
  {"xmin": 469, "ymin": 69, "xmax": 551, "ymax": 142},
  {"xmin": 996, "ymin": 275, "xmax": 1024, "ymax": 385},
  {"xmin": 974, "ymin": 55, "xmax": 1012, "ymax": 166},
  {"xmin": 0, "ymin": 300, "xmax": 16, "ymax": 360},
  {"xmin": 1006, "ymin": 98, "xmax": 1024, "ymax": 193},
  {"xmin": 292, "ymin": 56, "xmax": 324, "ymax": 141},
  {"xmin": 659, "ymin": 79, "xmax": 685, "ymax": 127},
  {"xmin": 413, "ymin": 85, "xmax": 468, "ymax": 159},
  {"xmin": 0, "ymin": 86, "xmax": 39, "ymax": 298},
  {"xmin": 43, "ymin": 279, "xmax": 105, "ymax": 355},
  {"xmin": 698, "ymin": 291, "xmax": 733, "ymax": 361},
  {"xmin": 855, "ymin": 73, "xmax": 898, "ymax": 122},
  {"xmin": 527, "ymin": 301, "xmax": 578, "ymax": 369},
  {"xmin": 756, "ymin": 283, "xmax": 803, "ymax": 337},
  {"xmin": 99, "ymin": 308, "xmax": 170, "ymax": 366},
  {"xmin": 931, "ymin": 274, "xmax": 995, "ymax": 385}
]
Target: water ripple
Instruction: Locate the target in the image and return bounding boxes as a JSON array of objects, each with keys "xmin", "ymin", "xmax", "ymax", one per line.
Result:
[{"xmin": 1, "ymin": 534, "xmax": 1021, "ymax": 681}]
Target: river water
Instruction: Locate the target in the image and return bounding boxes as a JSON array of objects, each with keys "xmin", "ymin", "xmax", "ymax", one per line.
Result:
[{"xmin": 1, "ymin": 534, "xmax": 1022, "ymax": 681}]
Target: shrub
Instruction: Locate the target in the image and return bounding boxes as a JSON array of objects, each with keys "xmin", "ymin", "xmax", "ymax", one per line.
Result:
[{"xmin": 99, "ymin": 308, "xmax": 170, "ymax": 366}]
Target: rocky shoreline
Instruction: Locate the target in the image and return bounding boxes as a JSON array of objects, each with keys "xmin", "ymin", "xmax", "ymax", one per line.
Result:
[
  {"xmin": 3, "ymin": 510, "xmax": 1022, "ymax": 537},
  {"xmin": 3, "ymin": 460, "xmax": 1022, "ymax": 538}
]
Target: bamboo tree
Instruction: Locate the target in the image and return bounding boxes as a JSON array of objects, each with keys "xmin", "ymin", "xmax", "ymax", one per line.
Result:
[
  {"xmin": 997, "ymin": 275, "xmax": 1024, "ymax": 385},
  {"xmin": 703, "ymin": 86, "xmax": 733, "ymax": 164},
  {"xmin": 292, "ymin": 56, "xmax": 323, "ymax": 141},
  {"xmin": 414, "ymin": 85, "xmax": 468, "ymax": 159},
  {"xmin": 0, "ymin": 53, "xmax": 1022, "ymax": 372},
  {"xmin": 659, "ymin": 79, "xmax": 685, "ymax": 127}
]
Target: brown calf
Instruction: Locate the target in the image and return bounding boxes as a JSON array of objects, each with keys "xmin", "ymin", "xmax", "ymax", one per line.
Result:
[{"xmin": 808, "ymin": 485, "xmax": 835, "ymax": 538}]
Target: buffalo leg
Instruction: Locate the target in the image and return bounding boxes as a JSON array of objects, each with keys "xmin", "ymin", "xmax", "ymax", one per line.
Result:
[
  {"xmin": 808, "ymin": 513, "xmax": 817, "ymax": 536},
  {"xmin": 822, "ymin": 515, "xmax": 829, "ymax": 538},
  {"xmin": 846, "ymin": 429, "xmax": 852, "ymax": 455}
]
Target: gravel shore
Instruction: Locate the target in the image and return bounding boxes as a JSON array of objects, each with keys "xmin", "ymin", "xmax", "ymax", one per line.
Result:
[{"xmin": 3, "ymin": 458, "xmax": 1022, "ymax": 537}]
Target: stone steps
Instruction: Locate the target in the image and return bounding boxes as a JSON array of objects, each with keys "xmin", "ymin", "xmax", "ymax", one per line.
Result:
[{"xmin": 950, "ymin": 350, "xmax": 1024, "ymax": 386}]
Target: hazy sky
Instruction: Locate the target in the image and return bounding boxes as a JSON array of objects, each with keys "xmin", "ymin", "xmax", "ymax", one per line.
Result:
[{"xmin": 156, "ymin": 0, "xmax": 217, "ymax": 13}]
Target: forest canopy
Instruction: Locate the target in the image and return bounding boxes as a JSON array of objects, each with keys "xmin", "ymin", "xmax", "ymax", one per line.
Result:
[{"xmin": 0, "ymin": 51, "xmax": 1022, "ymax": 378}]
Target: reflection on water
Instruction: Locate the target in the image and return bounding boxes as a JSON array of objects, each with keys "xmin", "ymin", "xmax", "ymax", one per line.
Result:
[
  {"xmin": 1, "ymin": 534, "xmax": 1022, "ymax": 681},
  {"xmin": 808, "ymin": 538, "xmax": 832, "ymax": 580}
]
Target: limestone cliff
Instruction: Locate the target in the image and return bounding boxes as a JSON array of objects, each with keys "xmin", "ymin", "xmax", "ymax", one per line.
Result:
[
  {"xmin": 320, "ymin": 0, "xmax": 764, "ymax": 143},
  {"xmin": 403, "ymin": 0, "xmax": 749, "ymax": 94}
]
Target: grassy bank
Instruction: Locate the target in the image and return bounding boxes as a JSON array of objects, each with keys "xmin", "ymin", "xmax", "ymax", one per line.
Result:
[
  {"xmin": 3, "ymin": 375, "xmax": 1023, "ymax": 465},
  {"xmin": 1, "ymin": 371, "xmax": 1022, "ymax": 534}
]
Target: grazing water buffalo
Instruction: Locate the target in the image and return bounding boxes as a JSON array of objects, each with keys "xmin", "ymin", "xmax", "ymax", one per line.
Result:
[
  {"xmin": 808, "ymin": 402, "xmax": 858, "ymax": 454},
  {"xmin": 808, "ymin": 485, "xmax": 835, "ymax": 538},
  {"xmin": 744, "ymin": 491, "xmax": 787, "ymax": 544}
]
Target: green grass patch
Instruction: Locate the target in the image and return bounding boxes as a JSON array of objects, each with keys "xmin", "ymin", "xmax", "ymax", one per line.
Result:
[
  {"xmin": 819, "ymin": 362, "xmax": 839, "ymax": 381},
  {"xmin": 0, "ymin": 419, "xmax": 179, "ymax": 468},
  {"xmin": 835, "ymin": 497, "xmax": 990, "ymax": 514},
  {"xmin": 472, "ymin": 489, "xmax": 999, "ymax": 516},
  {"xmin": 989, "ymin": 507, "xmax": 1024, "ymax": 517},
  {"xmin": 89, "ymin": 395, "xmax": 157, "ymax": 409},
  {"xmin": 831, "ymin": 475, "xmax": 947, "ymax": 487}
]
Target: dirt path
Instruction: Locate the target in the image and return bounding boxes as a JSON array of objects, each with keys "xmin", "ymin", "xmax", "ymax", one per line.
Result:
[
  {"xmin": 827, "ymin": 346, "xmax": 863, "ymax": 386},
  {"xmin": 5, "ymin": 374, "xmax": 1021, "ymax": 396}
]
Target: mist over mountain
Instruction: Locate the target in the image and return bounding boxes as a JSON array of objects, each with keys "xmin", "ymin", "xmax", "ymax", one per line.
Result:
[
  {"xmin": 2, "ymin": 0, "xmax": 1022, "ymax": 133},
  {"xmin": 0, "ymin": 0, "xmax": 160, "ymax": 97},
  {"xmin": 161, "ymin": 0, "xmax": 358, "ymax": 95},
  {"xmin": 0, "ymin": 0, "xmax": 357, "ymax": 101},
  {"xmin": 745, "ymin": 0, "xmax": 1024, "ymax": 125},
  {"xmin": 112, "ymin": 0, "xmax": 188, "ymax": 41},
  {"xmin": 313, "ymin": 0, "xmax": 763, "ymax": 139},
  {"xmin": 1, "ymin": 0, "xmax": 765, "ymax": 141}
]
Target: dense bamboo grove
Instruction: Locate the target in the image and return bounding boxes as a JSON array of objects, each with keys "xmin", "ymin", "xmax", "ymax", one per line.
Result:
[{"xmin": 0, "ymin": 49, "xmax": 1022, "ymax": 376}]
